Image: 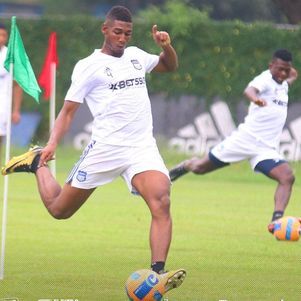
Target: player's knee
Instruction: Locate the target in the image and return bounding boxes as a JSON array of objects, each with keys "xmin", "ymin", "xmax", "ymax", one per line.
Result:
[
  {"xmin": 191, "ymin": 166, "xmax": 205, "ymax": 174},
  {"xmin": 287, "ymin": 172, "xmax": 295, "ymax": 185},
  {"xmin": 279, "ymin": 171, "xmax": 295, "ymax": 186},
  {"xmin": 48, "ymin": 206, "xmax": 74, "ymax": 220},
  {"xmin": 149, "ymin": 194, "xmax": 171, "ymax": 218}
]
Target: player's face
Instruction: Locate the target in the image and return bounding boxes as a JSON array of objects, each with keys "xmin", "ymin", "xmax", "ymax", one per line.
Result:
[
  {"xmin": 269, "ymin": 58, "xmax": 292, "ymax": 84},
  {"xmin": 101, "ymin": 20, "xmax": 132, "ymax": 57},
  {"xmin": 0, "ymin": 28, "xmax": 8, "ymax": 48}
]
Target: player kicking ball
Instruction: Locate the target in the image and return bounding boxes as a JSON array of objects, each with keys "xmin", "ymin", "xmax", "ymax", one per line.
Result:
[
  {"xmin": 2, "ymin": 5, "xmax": 186, "ymax": 294},
  {"xmin": 169, "ymin": 49, "xmax": 299, "ymax": 237}
]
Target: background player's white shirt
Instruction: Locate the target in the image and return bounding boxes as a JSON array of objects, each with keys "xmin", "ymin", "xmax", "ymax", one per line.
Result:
[
  {"xmin": 239, "ymin": 69, "xmax": 289, "ymax": 148},
  {"xmin": 0, "ymin": 46, "xmax": 10, "ymax": 116},
  {"xmin": 65, "ymin": 46, "xmax": 159, "ymax": 146}
]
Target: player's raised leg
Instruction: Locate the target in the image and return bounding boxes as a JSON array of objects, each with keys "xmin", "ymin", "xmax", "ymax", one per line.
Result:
[
  {"xmin": 35, "ymin": 167, "xmax": 95, "ymax": 219},
  {"xmin": 169, "ymin": 153, "xmax": 222, "ymax": 181},
  {"xmin": 2, "ymin": 145, "xmax": 95, "ymax": 219}
]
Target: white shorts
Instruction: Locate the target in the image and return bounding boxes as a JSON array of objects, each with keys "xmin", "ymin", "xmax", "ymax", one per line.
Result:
[
  {"xmin": 66, "ymin": 140, "xmax": 170, "ymax": 194},
  {"xmin": 210, "ymin": 129, "xmax": 284, "ymax": 170}
]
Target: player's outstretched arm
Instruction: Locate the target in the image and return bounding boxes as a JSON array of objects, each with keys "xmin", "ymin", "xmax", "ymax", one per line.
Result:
[
  {"xmin": 40, "ymin": 100, "xmax": 80, "ymax": 166},
  {"xmin": 243, "ymin": 86, "xmax": 266, "ymax": 107},
  {"xmin": 151, "ymin": 24, "xmax": 178, "ymax": 73}
]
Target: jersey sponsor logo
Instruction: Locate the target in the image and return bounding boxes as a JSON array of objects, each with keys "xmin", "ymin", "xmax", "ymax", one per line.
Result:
[
  {"xmin": 131, "ymin": 59, "xmax": 142, "ymax": 70},
  {"xmin": 109, "ymin": 77, "xmax": 146, "ymax": 91},
  {"xmin": 272, "ymin": 99, "xmax": 287, "ymax": 107}
]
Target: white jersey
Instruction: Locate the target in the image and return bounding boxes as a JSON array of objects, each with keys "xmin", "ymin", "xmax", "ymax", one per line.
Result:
[
  {"xmin": 65, "ymin": 46, "xmax": 159, "ymax": 146},
  {"xmin": 0, "ymin": 46, "xmax": 10, "ymax": 115},
  {"xmin": 239, "ymin": 69, "xmax": 289, "ymax": 148}
]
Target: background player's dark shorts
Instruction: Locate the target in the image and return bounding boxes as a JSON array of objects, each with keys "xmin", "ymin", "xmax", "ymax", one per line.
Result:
[{"xmin": 254, "ymin": 159, "xmax": 286, "ymax": 175}]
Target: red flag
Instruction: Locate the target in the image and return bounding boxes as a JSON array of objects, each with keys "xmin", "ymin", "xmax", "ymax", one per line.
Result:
[{"xmin": 38, "ymin": 32, "xmax": 58, "ymax": 100}]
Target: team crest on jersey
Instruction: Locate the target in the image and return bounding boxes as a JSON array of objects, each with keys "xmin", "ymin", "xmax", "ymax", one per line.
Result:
[
  {"xmin": 104, "ymin": 67, "xmax": 113, "ymax": 77},
  {"xmin": 131, "ymin": 59, "xmax": 142, "ymax": 70},
  {"xmin": 76, "ymin": 170, "xmax": 87, "ymax": 182}
]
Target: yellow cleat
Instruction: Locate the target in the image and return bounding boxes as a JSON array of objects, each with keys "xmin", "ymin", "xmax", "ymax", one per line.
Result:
[
  {"xmin": 1, "ymin": 145, "xmax": 43, "ymax": 175},
  {"xmin": 158, "ymin": 269, "xmax": 186, "ymax": 294}
]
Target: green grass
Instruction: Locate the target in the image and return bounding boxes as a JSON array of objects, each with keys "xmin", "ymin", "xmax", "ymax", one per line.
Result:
[{"xmin": 0, "ymin": 147, "xmax": 301, "ymax": 301}]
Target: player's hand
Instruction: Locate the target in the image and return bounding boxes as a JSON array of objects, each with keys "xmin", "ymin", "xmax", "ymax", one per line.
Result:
[
  {"xmin": 11, "ymin": 111, "xmax": 21, "ymax": 124},
  {"xmin": 287, "ymin": 67, "xmax": 298, "ymax": 86},
  {"xmin": 289, "ymin": 67, "xmax": 298, "ymax": 80},
  {"xmin": 253, "ymin": 98, "xmax": 266, "ymax": 107},
  {"xmin": 39, "ymin": 143, "xmax": 56, "ymax": 167},
  {"xmin": 152, "ymin": 25, "xmax": 171, "ymax": 47}
]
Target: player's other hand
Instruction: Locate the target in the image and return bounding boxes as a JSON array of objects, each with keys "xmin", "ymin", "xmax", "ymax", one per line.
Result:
[
  {"xmin": 253, "ymin": 98, "xmax": 266, "ymax": 107},
  {"xmin": 39, "ymin": 143, "xmax": 56, "ymax": 166},
  {"xmin": 152, "ymin": 25, "xmax": 171, "ymax": 47},
  {"xmin": 11, "ymin": 111, "xmax": 21, "ymax": 124}
]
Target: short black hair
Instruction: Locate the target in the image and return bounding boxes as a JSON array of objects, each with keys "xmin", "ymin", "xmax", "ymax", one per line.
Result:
[
  {"xmin": 273, "ymin": 49, "xmax": 292, "ymax": 62},
  {"xmin": 0, "ymin": 23, "xmax": 7, "ymax": 31},
  {"xmin": 105, "ymin": 6, "xmax": 132, "ymax": 23}
]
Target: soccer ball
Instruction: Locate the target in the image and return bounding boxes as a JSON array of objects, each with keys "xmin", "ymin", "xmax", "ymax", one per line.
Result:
[
  {"xmin": 273, "ymin": 216, "xmax": 301, "ymax": 241},
  {"xmin": 125, "ymin": 269, "xmax": 164, "ymax": 301}
]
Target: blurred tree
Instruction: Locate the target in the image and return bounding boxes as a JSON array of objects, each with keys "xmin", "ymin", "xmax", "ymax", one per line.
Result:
[
  {"xmin": 2, "ymin": 0, "xmax": 167, "ymax": 15},
  {"xmin": 2, "ymin": 0, "xmax": 298, "ymax": 23},
  {"xmin": 189, "ymin": 0, "xmax": 284, "ymax": 22},
  {"xmin": 272, "ymin": 0, "xmax": 301, "ymax": 24}
]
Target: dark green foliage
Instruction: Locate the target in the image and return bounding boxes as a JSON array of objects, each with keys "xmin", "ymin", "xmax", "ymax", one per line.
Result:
[{"xmin": 3, "ymin": 1, "xmax": 301, "ymax": 140}]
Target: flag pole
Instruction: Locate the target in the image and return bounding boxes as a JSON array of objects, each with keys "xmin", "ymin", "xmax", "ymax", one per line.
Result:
[
  {"xmin": 1, "ymin": 15, "xmax": 41, "ymax": 279},
  {"xmin": 49, "ymin": 62, "xmax": 56, "ymax": 176},
  {"xmin": 0, "ymin": 62, "xmax": 14, "ymax": 280}
]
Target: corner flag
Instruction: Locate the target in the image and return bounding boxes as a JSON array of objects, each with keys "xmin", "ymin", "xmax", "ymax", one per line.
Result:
[
  {"xmin": 38, "ymin": 32, "xmax": 58, "ymax": 176},
  {"xmin": 38, "ymin": 32, "xmax": 58, "ymax": 100},
  {"xmin": 4, "ymin": 16, "xmax": 41, "ymax": 103}
]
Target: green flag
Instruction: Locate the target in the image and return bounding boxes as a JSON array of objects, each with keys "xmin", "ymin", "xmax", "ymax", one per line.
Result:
[{"xmin": 4, "ymin": 16, "xmax": 41, "ymax": 103}]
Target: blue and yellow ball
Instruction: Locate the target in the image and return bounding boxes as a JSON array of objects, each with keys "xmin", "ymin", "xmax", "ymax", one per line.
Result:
[
  {"xmin": 273, "ymin": 216, "xmax": 301, "ymax": 241},
  {"xmin": 125, "ymin": 269, "xmax": 164, "ymax": 301}
]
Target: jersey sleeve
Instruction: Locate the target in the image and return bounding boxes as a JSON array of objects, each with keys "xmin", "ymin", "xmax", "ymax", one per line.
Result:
[
  {"xmin": 247, "ymin": 72, "xmax": 268, "ymax": 93},
  {"xmin": 134, "ymin": 47, "xmax": 159, "ymax": 73},
  {"xmin": 65, "ymin": 61, "xmax": 96, "ymax": 103}
]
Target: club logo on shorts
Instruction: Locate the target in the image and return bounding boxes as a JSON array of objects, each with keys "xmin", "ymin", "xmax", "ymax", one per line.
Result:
[
  {"xmin": 76, "ymin": 170, "xmax": 87, "ymax": 182},
  {"xmin": 131, "ymin": 59, "xmax": 142, "ymax": 70}
]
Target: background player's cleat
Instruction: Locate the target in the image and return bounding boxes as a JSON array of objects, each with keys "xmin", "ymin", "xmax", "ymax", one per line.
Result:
[
  {"xmin": 268, "ymin": 221, "xmax": 275, "ymax": 234},
  {"xmin": 169, "ymin": 163, "xmax": 188, "ymax": 181},
  {"xmin": 1, "ymin": 146, "xmax": 43, "ymax": 175},
  {"xmin": 158, "ymin": 269, "xmax": 186, "ymax": 293}
]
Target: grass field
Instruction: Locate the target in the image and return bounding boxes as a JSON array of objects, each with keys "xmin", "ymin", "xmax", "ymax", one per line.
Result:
[{"xmin": 0, "ymin": 146, "xmax": 300, "ymax": 301}]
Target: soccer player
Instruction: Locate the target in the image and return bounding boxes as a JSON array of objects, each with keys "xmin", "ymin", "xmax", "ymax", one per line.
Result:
[
  {"xmin": 169, "ymin": 49, "xmax": 298, "ymax": 233},
  {"xmin": 2, "ymin": 6, "xmax": 185, "ymax": 294},
  {"xmin": 0, "ymin": 23, "xmax": 23, "ymax": 162}
]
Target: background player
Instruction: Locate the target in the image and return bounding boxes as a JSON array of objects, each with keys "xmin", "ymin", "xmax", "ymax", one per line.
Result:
[
  {"xmin": 169, "ymin": 49, "xmax": 298, "ymax": 232},
  {"xmin": 0, "ymin": 23, "xmax": 23, "ymax": 162}
]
